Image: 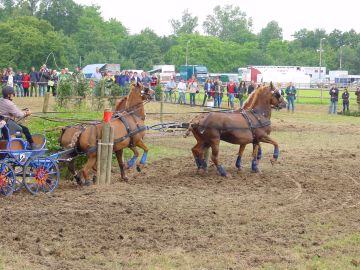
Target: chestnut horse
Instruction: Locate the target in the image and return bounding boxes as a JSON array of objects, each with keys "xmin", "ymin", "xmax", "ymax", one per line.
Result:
[
  {"xmin": 185, "ymin": 83, "xmax": 286, "ymax": 176},
  {"xmin": 59, "ymin": 83, "xmax": 152, "ymax": 184}
]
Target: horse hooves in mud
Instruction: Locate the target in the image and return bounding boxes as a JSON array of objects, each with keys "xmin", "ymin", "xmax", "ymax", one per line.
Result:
[
  {"xmin": 136, "ymin": 165, "xmax": 141, "ymax": 172},
  {"xmin": 270, "ymin": 159, "xmax": 278, "ymax": 166},
  {"xmin": 84, "ymin": 180, "xmax": 93, "ymax": 186}
]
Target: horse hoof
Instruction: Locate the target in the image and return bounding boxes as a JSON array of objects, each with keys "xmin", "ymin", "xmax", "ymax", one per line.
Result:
[
  {"xmin": 252, "ymin": 169, "xmax": 259, "ymax": 173},
  {"xmin": 270, "ymin": 159, "xmax": 277, "ymax": 165},
  {"xmin": 84, "ymin": 180, "xmax": 92, "ymax": 186},
  {"xmin": 136, "ymin": 166, "xmax": 141, "ymax": 172},
  {"xmin": 92, "ymin": 176, "xmax": 97, "ymax": 184},
  {"xmin": 121, "ymin": 176, "xmax": 129, "ymax": 182}
]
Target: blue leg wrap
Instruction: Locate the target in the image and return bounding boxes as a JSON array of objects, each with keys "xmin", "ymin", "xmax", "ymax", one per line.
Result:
[
  {"xmin": 195, "ymin": 158, "xmax": 201, "ymax": 169},
  {"xmin": 200, "ymin": 159, "xmax": 208, "ymax": 169},
  {"xmin": 236, "ymin": 156, "xmax": 241, "ymax": 169},
  {"xmin": 251, "ymin": 159, "xmax": 258, "ymax": 172},
  {"xmin": 127, "ymin": 156, "xmax": 137, "ymax": 168},
  {"xmin": 140, "ymin": 152, "xmax": 148, "ymax": 165},
  {"xmin": 257, "ymin": 147, "xmax": 262, "ymax": 160},
  {"xmin": 273, "ymin": 148, "xmax": 279, "ymax": 159},
  {"xmin": 217, "ymin": 165, "xmax": 227, "ymax": 176}
]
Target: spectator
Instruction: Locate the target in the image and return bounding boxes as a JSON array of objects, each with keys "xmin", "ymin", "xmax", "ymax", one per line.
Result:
[
  {"xmin": 14, "ymin": 70, "xmax": 24, "ymax": 97},
  {"xmin": 118, "ymin": 71, "xmax": 127, "ymax": 87},
  {"xmin": 188, "ymin": 78, "xmax": 199, "ymax": 106},
  {"xmin": 328, "ymin": 84, "xmax": 339, "ymax": 114},
  {"xmin": 48, "ymin": 69, "xmax": 58, "ymax": 96},
  {"xmin": 91, "ymin": 67, "xmax": 102, "ymax": 82},
  {"xmin": 141, "ymin": 72, "xmax": 151, "ymax": 89},
  {"xmin": 247, "ymin": 80, "xmax": 255, "ymax": 95},
  {"xmin": 130, "ymin": 72, "xmax": 141, "ymax": 83},
  {"xmin": 227, "ymin": 79, "xmax": 236, "ymax": 110},
  {"xmin": 202, "ymin": 78, "xmax": 212, "ymax": 106},
  {"xmin": 150, "ymin": 73, "xmax": 158, "ymax": 88},
  {"xmin": 38, "ymin": 65, "xmax": 49, "ymax": 97},
  {"xmin": 341, "ymin": 88, "xmax": 350, "ymax": 113},
  {"xmin": 7, "ymin": 68, "xmax": 14, "ymax": 87},
  {"xmin": 22, "ymin": 72, "xmax": 30, "ymax": 97},
  {"xmin": 29, "ymin": 66, "xmax": 38, "ymax": 97},
  {"xmin": 214, "ymin": 77, "xmax": 223, "ymax": 108},
  {"xmin": 104, "ymin": 72, "xmax": 113, "ymax": 96},
  {"xmin": 355, "ymin": 86, "xmax": 360, "ymax": 112},
  {"xmin": 165, "ymin": 77, "xmax": 176, "ymax": 102},
  {"xmin": 285, "ymin": 82, "xmax": 297, "ymax": 113},
  {"xmin": 177, "ymin": 78, "xmax": 187, "ymax": 104},
  {"xmin": 237, "ymin": 81, "xmax": 247, "ymax": 108}
]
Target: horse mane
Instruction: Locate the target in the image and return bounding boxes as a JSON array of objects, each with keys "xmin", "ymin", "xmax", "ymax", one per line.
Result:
[
  {"xmin": 242, "ymin": 83, "xmax": 274, "ymax": 110},
  {"xmin": 125, "ymin": 82, "xmax": 143, "ymax": 110},
  {"xmin": 114, "ymin": 96, "xmax": 128, "ymax": 111}
]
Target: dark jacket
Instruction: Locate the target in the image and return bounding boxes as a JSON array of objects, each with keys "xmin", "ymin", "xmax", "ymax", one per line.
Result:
[
  {"xmin": 342, "ymin": 91, "xmax": 349, "ymax": 103},
  {"xmin": 29, "ymin": 71, "xmax": 39, "ymax": 83},
  {"xmin": 247, "ymin": 84, "xmax": 255, "ymax": 95},
  {"xmin": 329, "ymin": 87, "xmax": 339, "ymax": 101},
  {"xmin": 14, "ymin": 74, "xmax": 23, "ymax": 86}
]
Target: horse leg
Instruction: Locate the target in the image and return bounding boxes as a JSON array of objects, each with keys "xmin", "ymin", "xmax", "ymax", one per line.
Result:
[
  {"xmin": 251, "ymin": 143, "xmax": 260, "ymax": 173},
  {"xmin": 80, "ymin": 153, "xmax": 97, "ymax": 186},
  {"xmin": 191, "ymin": 141, "xmax": 207, "ymax": 171},
  {"xmin": 135, "ymin": 139, "xmax": 149, "ymax": 172},
  {"xmin": 236, "ymin": 144, "xmax": 246, "ymax": 170},
  {"xmin": 210, "ymin": 141, "xmax": 228, "ymax": 177},
  {"xmin": 127, "ymin": 146, "xmax": 139, "ymax": 169},
  {"xmin": 68, "ymin": 160, "xmax": 81, "ymax": 185},
  {"xmin": 115, "ymin": 149, "xmax": 128, "ymax": 181},
  {"xmin": 259, "ymin": 135, "xmax": 279, "ymax": 165},
  {"xmin": 256, "ymin": 144, "xmax": 262, "ymax": 165}
]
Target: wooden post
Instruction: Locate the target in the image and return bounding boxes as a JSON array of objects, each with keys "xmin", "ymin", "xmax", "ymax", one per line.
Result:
[
  {"xmin": 320, "ymin": 87, "xmax": 323, "ymax": 104},
  {"xmin": 160, "ymin": 86, "xmax": 164, "ymax": 123},
  {"xmin": 96, "ymin": 139, "xmax": 101, "ymax": 185},
  {"xmin": 106, "ymin": 126, "xmax": 114, "ymax": 185},
  {"xmin": 98, "ymin": 109, "xmax": 113, "ymax": 185},
  {"xmin": 42, "ymin": 92, "xmax": 50, "ymax": 113}
]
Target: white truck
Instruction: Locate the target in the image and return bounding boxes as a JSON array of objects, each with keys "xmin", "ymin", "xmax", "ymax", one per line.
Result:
[{"xmin": 150, "ymin": 65, "xmax": 176, "ymax": 83}]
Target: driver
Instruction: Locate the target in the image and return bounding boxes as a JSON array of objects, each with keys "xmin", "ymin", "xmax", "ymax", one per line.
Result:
[{"xmin": 0, "ymin": 86, "xmax": 36, "ymax": 149}]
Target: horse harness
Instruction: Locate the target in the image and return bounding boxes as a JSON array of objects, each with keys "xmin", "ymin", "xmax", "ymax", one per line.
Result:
[{"xmin": 240, "ymin": 109, "xmax": 271, "ymax": 142}]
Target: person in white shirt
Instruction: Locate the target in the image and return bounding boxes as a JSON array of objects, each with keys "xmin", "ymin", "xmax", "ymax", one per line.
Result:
[{"xmin": 177, "ymin": 79, "xmax": 187, "ymax": 104}]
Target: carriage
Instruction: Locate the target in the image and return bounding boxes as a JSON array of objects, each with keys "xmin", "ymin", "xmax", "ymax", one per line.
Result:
[{"xmin": 0, "ymin": 122, "xmax": 73, "ymax": 196}]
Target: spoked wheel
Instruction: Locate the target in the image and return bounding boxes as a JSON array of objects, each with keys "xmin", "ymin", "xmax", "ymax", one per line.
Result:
[
  {"xmin": 13, "ymin": 166, "xmax": 24, "ymax": 192},
  {"xmin": 23, "ymin": 156, "xmax": 59, "ymax": 195},
  {"xmin": 0, "ymin": 161, "xmax": 15, "ymax": 196}
]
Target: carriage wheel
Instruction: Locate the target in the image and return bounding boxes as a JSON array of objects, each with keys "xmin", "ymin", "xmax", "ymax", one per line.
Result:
[
  {"xmin": 0, "ymin": 161, "xmax": 15, "ymax": 196},
  {"xmin": 13, "ymin": 166, "xmax": 24, "ymax": 192},
  {"xmin": 23, "ymin": 156, "xmax": 59, "ymax": 195}
]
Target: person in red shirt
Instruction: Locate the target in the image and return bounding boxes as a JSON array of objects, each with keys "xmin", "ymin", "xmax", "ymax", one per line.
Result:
[
  {"xmin": 22, "ymin": 72, "xmax": 30, "ymax": 97},
  {"xmin": 227, "ymin": 80, "xmax": 236, "ymax": 110}
]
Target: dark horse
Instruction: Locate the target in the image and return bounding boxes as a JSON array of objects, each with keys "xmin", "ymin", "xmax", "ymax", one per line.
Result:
[
  {"xmin": 185, "ymin": 83, "xmax": 286, "ymax": 177},
  {"xmin": 59, "ymin": 83, "xmax": 152, "ymax": 184}
]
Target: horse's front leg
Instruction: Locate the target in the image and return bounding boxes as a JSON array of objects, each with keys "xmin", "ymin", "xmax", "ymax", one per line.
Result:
[
  {"xmin": 191, "ymin": 141, "xmax": 208, "ymax": 172},
  {"xmin": 251, "ymin": 143, "xmax": 260, "ymax": 173},
  {"xmin": 259, "ymin": 135, "xmax": 279, "ymax": 165},
  {"xmin": 135, "ymin": 139, "xmax": 149, "ymax": 172},
  {"xmin": 126, "ymin": 146, "xmax": 139, "ymax": 169},
  {"xmin": 236, "ymin": 144, "xmax": 246, "ymax": 170}
]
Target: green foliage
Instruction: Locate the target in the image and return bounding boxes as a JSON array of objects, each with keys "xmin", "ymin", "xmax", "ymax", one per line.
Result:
[
  {"xmin": 258, "ymin": 20, "xmax": 283, "ymax": 49},
  {"xmin": 169, "ymin": 9, "xmax": 198, "ymax": 36},
  {"xmin": 203, "ymin": 5, "xmax": 256, "ymax": 43}
]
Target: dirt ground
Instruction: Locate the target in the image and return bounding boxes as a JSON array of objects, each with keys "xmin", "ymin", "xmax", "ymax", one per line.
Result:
[{"xmin": 1, "ymin": 99, "xmax": 360, "ymax": 269}]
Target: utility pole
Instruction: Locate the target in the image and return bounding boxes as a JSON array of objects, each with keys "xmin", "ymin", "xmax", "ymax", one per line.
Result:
[{"xmin": 318, "ymin": 38, "xmax": 326, "ymax": 82}]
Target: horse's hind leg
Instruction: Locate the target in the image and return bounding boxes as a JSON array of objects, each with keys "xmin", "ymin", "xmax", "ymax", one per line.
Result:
[
  {"xmin": 81, "ymin": 153, "xmax": 97, "ymax": 186},
  {"xmin": 191, "ymin": 141, "xmax": 207, "ymax": 171},
  {"xmin": 256, "ymin": 144, "xmax": 262, "ymax": 165},
  {"xmin": 210, "ymin": 141, "xmax": 228, "ymax": 177},
  {"xmin": 115, "ymin": 149, "xmax": 128, "ymax": 181},
  {"xmin": 127, "ymin": 146, "xmax": 139, "ymax": 169}
]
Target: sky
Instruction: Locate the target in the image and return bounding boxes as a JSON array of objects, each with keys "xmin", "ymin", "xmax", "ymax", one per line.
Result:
[{"xmin": 74, "ymin": 0, "xmax": 359, "ymax": 40}]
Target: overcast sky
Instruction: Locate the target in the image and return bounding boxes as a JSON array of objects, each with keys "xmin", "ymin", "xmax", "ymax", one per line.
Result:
[{"xmin": 74, "ymin": 0, "xmax": 359, "ymax": 40}]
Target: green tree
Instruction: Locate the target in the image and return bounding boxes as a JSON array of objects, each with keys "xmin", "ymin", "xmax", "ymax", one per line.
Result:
[
  {"xmin": 169, "ymin": 9, "xmax": 198, "ymax": 36},
  {"xmin": 203, "ymin": 5, "xmax": 256, "ymax": 43},
  {"xmin": 120, "ymin": 28, "xmax": 163, "ymax": 70},
  {"xmin": 0, "ymin": 16, "xmax": 77, "ymax": 69},
  {"xmin": 38, "ymin": 0, "xmax": 83, "ymax": 35},
  {"xmin": 258, "ymin": 21, "xmax": 283, "ymax": 49}
]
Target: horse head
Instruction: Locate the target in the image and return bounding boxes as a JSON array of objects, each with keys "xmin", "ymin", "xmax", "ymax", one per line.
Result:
[
  {"xmin": 269, "ymin": 82, "xmax": 287, "ymax": 109},
  {"xmin": 126, "ymin": 82, "xmax": 151, "ymax": 120}
]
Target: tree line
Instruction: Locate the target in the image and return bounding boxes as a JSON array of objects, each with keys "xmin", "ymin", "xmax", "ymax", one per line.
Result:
[{"xmin": 1, "ymin": 1, "xmax": 360, "ymax": 74}]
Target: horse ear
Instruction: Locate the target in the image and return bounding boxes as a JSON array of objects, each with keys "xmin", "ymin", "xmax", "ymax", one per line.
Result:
[{"xmin": 270, "ymin": 81, "xmax": 275, "ymax": 90}]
